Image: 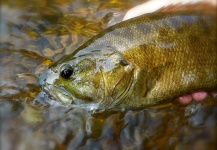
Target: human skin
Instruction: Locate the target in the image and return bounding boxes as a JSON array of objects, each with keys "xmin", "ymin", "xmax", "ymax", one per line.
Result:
[{"xmin": 123, "ymin": 0, "xmax": 216, "ymax": 105}]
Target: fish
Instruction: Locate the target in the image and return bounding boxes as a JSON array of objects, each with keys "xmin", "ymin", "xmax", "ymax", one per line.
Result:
[{"xmin": 38, "ymin": 11, "xmax": 217, "ymax": 114}]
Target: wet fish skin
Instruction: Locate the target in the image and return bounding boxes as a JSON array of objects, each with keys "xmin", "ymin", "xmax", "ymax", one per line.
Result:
[{"xmin": 38, "ymin": 11, "xmax": 217, "ymax": 113}]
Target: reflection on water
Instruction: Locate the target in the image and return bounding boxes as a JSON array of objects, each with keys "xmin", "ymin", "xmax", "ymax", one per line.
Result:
[
  {"xmin": 0, "ymin": 0, "xmax": 216, "ymax": 150},
  {"xmin": 1, "ymin": 98, "xmax": 216, "ymax": 149}
]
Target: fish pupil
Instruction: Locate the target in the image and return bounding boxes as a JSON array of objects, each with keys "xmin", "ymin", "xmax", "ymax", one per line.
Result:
[{"xmin": 60, "ymin": 66, "xmax": 73, "ymax": 79}]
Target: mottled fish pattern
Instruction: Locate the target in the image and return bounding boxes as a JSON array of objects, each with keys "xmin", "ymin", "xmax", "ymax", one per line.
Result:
[{"xmin": 39, "ymin": 12, "xmax": 217, "ymax": 113}]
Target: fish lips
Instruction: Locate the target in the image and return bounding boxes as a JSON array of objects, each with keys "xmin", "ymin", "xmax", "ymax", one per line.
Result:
[{"xmin": 37, "ymin": 69, "xmax": 71, "ymax": 103}]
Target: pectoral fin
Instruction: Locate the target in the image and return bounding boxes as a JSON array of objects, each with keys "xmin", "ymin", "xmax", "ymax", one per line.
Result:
[{"xmin": 145, "ymin": 62, "xmax": 171, "ymax": 97}]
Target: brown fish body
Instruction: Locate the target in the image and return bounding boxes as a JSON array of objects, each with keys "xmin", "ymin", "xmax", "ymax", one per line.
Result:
[
  {"xmin": 117, "ymin": 12, "xmax": 217, "ymax": 108},
  {"xmin": 39, "ymin": 12, "xmax": 217, "ymax": 113}
]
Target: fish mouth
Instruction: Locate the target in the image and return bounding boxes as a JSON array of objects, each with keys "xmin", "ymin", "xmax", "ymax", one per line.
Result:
[
  {"xmin": 41, "ymin": 83, "xmax": 73, "ymax": 105},
  {"xmin": 43, "ymin": 85, "xmax": 101, "ymax": 111},
  {"xmin": 51, "ymin": 86, "xmax": 74, "ymax": 104}
]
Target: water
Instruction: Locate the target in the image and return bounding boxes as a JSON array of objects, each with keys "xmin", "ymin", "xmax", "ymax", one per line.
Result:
[{"xmin": 0, "ymin": 0, "xmax": 216, "ymax": 149}]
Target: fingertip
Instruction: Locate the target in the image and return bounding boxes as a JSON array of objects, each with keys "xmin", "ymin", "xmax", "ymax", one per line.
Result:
[
  {"xmin": 177, "ymin": 94, "xmax": 192, "ymax": 105},
  {"xmin": 191, "ymin": 91, "xmax": 208, "ymax": 102}
]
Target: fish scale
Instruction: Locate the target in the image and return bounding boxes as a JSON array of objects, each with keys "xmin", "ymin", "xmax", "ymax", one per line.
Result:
[{"xmin": 39, "ymin": 11, "xmax": 217, "ymax": 114}]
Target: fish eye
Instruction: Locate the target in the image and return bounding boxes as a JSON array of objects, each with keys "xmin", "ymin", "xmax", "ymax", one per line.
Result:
[{"xmin": 60, "ymin": 65, "xmax": 73, "ymax": 79}]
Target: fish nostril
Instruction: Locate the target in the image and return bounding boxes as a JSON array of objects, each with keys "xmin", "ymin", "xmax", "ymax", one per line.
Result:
[
  {"xmin": 37, "ymin": 69, "xmax": 60, "ymax": 87},
  {"xmin": 38, "ymin": 73, "xmax": 47, "ymax": 87}
]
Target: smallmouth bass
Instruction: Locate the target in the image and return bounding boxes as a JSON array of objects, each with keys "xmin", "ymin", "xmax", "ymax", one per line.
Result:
[{"xmin": 38, "ymin": 11, "xmax": 217, "ymax": 114}]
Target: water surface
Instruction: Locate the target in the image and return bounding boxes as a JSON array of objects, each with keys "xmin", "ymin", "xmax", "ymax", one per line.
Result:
[{"xmin": 0, "ymin": 0, "xmax": 216, "ymax": 149}]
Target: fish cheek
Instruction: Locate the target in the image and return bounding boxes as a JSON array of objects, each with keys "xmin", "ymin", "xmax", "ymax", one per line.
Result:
[
  {"xmin": 54, "ymin": 77, "xmax": 97, "ymax": 103},
  {"xmin": 56, "ymin": 67, "xmax": 104, "ymax": 103}
]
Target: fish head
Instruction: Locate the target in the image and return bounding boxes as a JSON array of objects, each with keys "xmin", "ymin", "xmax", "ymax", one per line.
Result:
[{"xmin": 38, "ymin": 47, "xmax": 136, "ymax": 112}]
